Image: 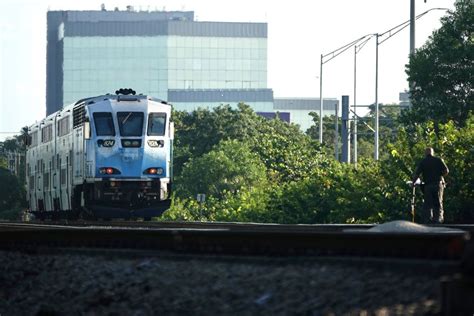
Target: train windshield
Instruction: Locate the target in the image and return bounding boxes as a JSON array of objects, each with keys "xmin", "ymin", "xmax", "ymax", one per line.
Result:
[
  {"xmin": 117, "ymin": 112, "xmax": 144, "ymax": 136},
  {"xmin": 147, "ymin": 113, "xmax": 166, "ymax": 136},
  {"xmin": 93, "ymin": 112, "xmax": 115, "ymax": 136}
]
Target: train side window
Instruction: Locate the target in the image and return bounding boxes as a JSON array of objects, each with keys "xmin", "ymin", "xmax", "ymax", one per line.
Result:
[
  {"xmin": 93, "ymin": 112, "xmax": 115, "ymax": 136},
  {"xmin": 61, "ymin": 168, "xmax": 67, "ymax": 186},
  {"xmin": 118, "ymin": 112, "xmax": 144, "ymax": 136},
  {"xmin": 147, "ymin": 113, "xmax": 166, "ymax": 136},
  {"xmin": 29, "ymin": 131, "xmax": 38, "ymax": 147},
  {"xmin": 29, "ymin": 176, "xmax": 35, "ymax": 190},
  {"xmin": 41, "ymin": 125, "xmax": 52, "ymax": 143},
  {"xmin": 58, "ymin": 117, "xmax": 70, "ymax": 137},
  {"xmin": 43, "ymin": 173, "xmax": 49, "ymax": 189}
]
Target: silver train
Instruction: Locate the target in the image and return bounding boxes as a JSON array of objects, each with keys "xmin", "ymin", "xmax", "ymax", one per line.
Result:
[{"xmin": 25, "ymin": 89, "xmax": 173, "ymax": 220}]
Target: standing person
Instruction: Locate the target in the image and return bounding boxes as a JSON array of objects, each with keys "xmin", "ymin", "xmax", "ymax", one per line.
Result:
[{"xmin": 412, "ymin": 147, "xmax": 449, "ymax": 224}]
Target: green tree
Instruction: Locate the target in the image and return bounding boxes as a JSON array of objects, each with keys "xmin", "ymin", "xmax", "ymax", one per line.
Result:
[
  {"xmin": 0, "ymin": 126, "xmax": 28, "ymax": 187},
  {"xmin": 403, "ymin": 0, "xmax": 474, "ymax": 127},
  {"xmin": 0, "ymin": 167, "xmax": 23, "ymax": 219},
  {"xmin": 0, "ymin": 144, "xmax": 6, "ymax": 169},
  {"xmin": 172, "ymin": 103, "xmax": 261, "ymax": 177},
  {"xmin": 248, "ymin": 114, "xmax": 324, "ymax": 182},
  {"xmin": 174, "ymin": 104, "xmax": 324, "ymax": 183},
  {"xmin": 165, "ymin": 139, "xmax": 270, "ymax": 222},
  {"xmin": 0, "ymin": 127, "xmax": 28, "ymax": 220},
  {"xmin": 175, "ymin": 139, "xmax": 268, "ymax": 199},
  {"xmin": 306, "ymin": 112, "xmax": 337, "ymax": 145}
]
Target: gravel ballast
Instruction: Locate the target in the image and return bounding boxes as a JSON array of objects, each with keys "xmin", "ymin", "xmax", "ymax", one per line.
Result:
[{"xmin": 0, "ymin": 250, "xmax": 444, "ymax": 315}]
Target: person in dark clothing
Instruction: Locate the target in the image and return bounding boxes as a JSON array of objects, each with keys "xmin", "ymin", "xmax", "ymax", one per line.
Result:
[{"xmin": 412, "ymin": 147, "xmax": 449, "ymax": 223}]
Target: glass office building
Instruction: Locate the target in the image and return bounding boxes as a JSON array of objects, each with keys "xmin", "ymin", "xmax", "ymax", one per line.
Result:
[
  {"xmin": 47, "ymin": 8, "xmax": 336, "ymax": 131},
  {"xmin": 47, "ymin": 9, "xmax": 272, "ymax": 113}
]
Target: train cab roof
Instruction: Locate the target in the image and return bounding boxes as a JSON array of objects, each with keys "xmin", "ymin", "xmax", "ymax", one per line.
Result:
[{"xmin": 73, "ymin": 89, "xmax": 170, "ymax": 108}]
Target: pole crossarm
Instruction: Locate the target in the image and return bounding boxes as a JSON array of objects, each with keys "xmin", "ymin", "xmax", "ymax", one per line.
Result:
[
  {"xmin": 378, "ymin": 8, "xmax": 449, "ymax": 45},
  {"xmin": 350, "ymin": 110, "xmax": 375, "ymax": 132},
  {"xmin": 322, "ymin": 34, "xmax": 374, "ymax": 64},
  {"xmin": 321, "ymin": 7, "xmax": 448, "ymax": 64},
  {"xmin": 355, "ymin": 35, "xmax": 374, "ymax": 54},
  {"xmin": 321, "ymin": 7, "xmax": 449, "ymax": 63}
]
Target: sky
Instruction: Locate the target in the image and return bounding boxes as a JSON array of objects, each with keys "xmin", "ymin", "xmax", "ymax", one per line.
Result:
[{"xmin": 0, "ymin": 0, "xmax": 456, "ymax": 141}]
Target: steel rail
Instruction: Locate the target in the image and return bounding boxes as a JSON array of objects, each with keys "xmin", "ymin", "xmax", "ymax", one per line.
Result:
[{"xmin": 0, "ymin": 222, "xmax": 469, "ymax": 261}]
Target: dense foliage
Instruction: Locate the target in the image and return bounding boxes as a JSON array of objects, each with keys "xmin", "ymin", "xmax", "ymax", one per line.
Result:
[
  {"xmin": 176, "ymin": 139, "xmax": 268, "ymax": 200},
  {"xmin": 165, "ymin": 107, "xmax": 473, "ymax": 223},
  {"xmin": 0, "ymin": 167, "xmax": 25, "ymax": 219},
  {"xmin": 0, "ymin": 132, "xmax": 27, "ymax": 219}
]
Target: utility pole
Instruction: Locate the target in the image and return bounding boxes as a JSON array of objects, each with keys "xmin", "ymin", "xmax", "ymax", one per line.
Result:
[
  {"xmin": 341, "ymin": 95, "xmax": 350, "ymax": 163},
  {"xmin": 410, "ymin": 0, "xmax": 416, "ymax": 56},
  {"xmin": 353, "ymin": 46, "xmax": 358, "ymax": 165},
  {"xmin": 374, "ymin": 33, "xmax": 379, "ymax": 161},
  {"xmin": 409, "ymin": 0, "xmax": 416, "ymax": 93},
  {"xmin": 334, "ymin": 104, "xmax": 339, "ymax": 161},
  {"xmin": 319, "ymin": 54, "xmax": 323, "ymax": 144}
]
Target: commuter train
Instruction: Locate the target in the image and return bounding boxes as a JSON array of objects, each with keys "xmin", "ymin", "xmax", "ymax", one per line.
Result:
[{"xmin": 25, "ymin": 89, "xmax": 173, "ymax": 220}]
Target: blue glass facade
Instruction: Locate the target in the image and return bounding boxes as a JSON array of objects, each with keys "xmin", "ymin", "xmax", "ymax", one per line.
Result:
[
  {"xmin": 63, "ymin": 36, "xmax": 169, "ymax": 104},
  {"xmin": 47, "ymin": 9, "xmax": 337, "ymax": 132},
  {"xmin": 47, "ymin": 10, "xmax": 269, "ymax": 115}
]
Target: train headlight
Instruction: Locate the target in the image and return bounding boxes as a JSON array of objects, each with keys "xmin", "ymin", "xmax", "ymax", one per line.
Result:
[
  {"xmin": 121, "ymin": 139, "xmax": 142, "ymax": 148},
  {"xmin": 147, "ymin": 140, "xmax": 164, "ymax": 147},
  {"xmin": 99, "ymin": 167, "xmax": 121, "ymax": 175},
  {"xmin": 144, "ymin": 167, "xmax": 164, "ymax": 175}
]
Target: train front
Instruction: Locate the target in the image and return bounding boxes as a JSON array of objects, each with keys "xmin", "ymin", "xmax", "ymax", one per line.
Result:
[{"xmin": 84, "ymin": 94, "xmax": 173, "ymax": 219}]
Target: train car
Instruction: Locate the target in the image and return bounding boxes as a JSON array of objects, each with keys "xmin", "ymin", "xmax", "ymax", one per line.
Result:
[{"xmin": 25, "ymin": 89, "xmax": 173, "ymax": 220}]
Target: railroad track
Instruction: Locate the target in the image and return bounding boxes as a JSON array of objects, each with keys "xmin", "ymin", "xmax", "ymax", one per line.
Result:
[
  {"xmin": 1, "ymin": 220, "xmax": 473, "ymax": 314},
  {"xmin": 0, "ymin": 220, "xmax": 469, "ymax": 260},
  {"xmin": 4, "ymin": 218, "xmax": 474, "ymax": 232}
]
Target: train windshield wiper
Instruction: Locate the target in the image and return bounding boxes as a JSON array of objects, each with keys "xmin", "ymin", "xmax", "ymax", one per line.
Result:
[{"xmin": 122, "ymin": 112, "xmax": 132, "ymax": 125}]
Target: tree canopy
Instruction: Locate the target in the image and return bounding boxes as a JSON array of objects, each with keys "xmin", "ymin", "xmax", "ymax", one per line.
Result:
[
  {"xmin": 176, "ymin": 139, "xmax": 268, "ymax": 199},
  {"xmin": 0, "ymin": 167, "xmax": 24, "ymax": 218},
  {"xmin": 403, "ymin": 0, "xmax": 473, "ymax": 126}
]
